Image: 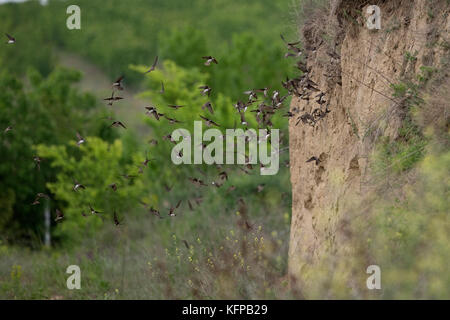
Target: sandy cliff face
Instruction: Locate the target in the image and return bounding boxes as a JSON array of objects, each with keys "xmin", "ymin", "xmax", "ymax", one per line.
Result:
[{"xmin": 288, "ymin": 0, "xmax": 449, "ymax": 280}]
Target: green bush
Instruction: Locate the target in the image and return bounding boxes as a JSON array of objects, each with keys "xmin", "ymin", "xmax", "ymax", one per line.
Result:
[{"xmin": 35, "ymin": 137, "xmax": 146, "ymax": 244}]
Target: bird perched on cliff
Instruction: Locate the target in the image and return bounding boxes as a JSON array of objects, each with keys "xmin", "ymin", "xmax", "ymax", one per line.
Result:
[
  {"xmin": 302, "ymin": 78, "xmax": 320, "ymax": 92},
  {"xmin": 315, "ymin": 92, "xmax": 326, "ymax": 103},
  {"xmin": 5, "ymin": 33, "xmax": 15, "ymax": 44},
  {"xmin": 306, "ymin": 156, "xmax": 321, "ymax": 165},
  {"xmin": 202, "ymin": 56, "xmax": 218, "ymax": 66},
  {"xmin": 326, "ymin": 50, "xmax": 340, "ymax": 60},
  {"xmin": 296, "ymin": 60, "xmax": 310, "ymax": 73},
  {"xmin": 296, "ymin": 113, "xmax": 315, "ymax": 126},
  {"xmin": 312, "ymin": 107, "xmax": 330, "ymax": 120},
  {"xmin": 145, "ymin": 56, "xmax": 158, "ymax": 73}
]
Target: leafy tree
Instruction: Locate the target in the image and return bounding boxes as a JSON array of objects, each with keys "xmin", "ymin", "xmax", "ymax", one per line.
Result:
[
  {"xmin": 35, "ymin": 137, "xmax": 145, "ymax": 244},
  {"xmin": 0, "ymin": 68, "xmax": 113, "ymax": 244}
]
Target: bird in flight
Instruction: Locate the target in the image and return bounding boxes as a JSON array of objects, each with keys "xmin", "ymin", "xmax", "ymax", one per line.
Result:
[
  {"xmin": 218, "ymin": 171, "xmax": 228, "ymax": 181},
  {"xmin": 145, "ymin": 106, "xmax": 163, "ymax": 121},
  {"xmin": 239, "ymin": 110, "xmax": 247, "ymax": 126},
  {"xmin": 113, "ymin": 210, "xmax": 123, "ymax": 226},
  {"xmin": 119, "ymin": 173, "xmax": 137, "ymax": 180},
  {"xmin": 33, "ymin": 156, "xmax": 42, "ymax": 170},
  {"xmin": 55, "ymin": 209, "xmax": 64, "ymax": 222},
  {"xmin": 168, "ymin": 200, "xmax": 182, "ymax": 217},
  {"xmin": 202, "ymin": 56, "xmax": 218, "ymax": 66},
  {"xmin": 5, "ymin": 33, "xmax": 15, "ymax": 44},
  {"xmin": 280, "ymin": 34, "xmax": 301, "ymax": 47},
  {"xmin": 72, "ymin": 179, "xmax": 86, "ymax": 192},
  {"xmin": 110, "ymin": 121, "xmax": 127, "ymax": 129},
  {"xmin": 112, "ymin": 76, "xmax": 124, "ymax": 90},
  {"xmin": 163, "ymin": 183, "xmax": 173, "ymax": 192},
  {"xmin": 3, "ymin": 126, "xmax": 12, "ymax": 134},
  {"xmin": 255, "ymin": 87, "xmax": 270, "ymax": 98},
  {"xmin": 141, "ymin": 151, "xmax": 155, "ymax": 167},
  {"xmin": 201, "ymin": 101, "xmax": 214, "ymax": 114},
  {"xmin": 164, "ymin": 115, "xmax": 183, "ymax": 124},
  {"xmin": 199, "ymin": 115, "xmax": 219, "ymax": 127},
  {"xmin": 145, "ymin": 56, "xmax": 158, "ymax": 74},
  {"xmin": 89, "ymin": 204, "xmax": 102, "ymax": 215},
  {"xmin": 243, "ymin": 90, "xmax": 258, "ymax": 102},
  {"xmin": 149, "ymin": 206, "xmax": 162, "ymax": 219},
  {"xmin": 167, "ymin": 104, "xmax": 185, "ymax": 110},
  {"xmin": 188, "ymin": 177, "xmax": 208, "ymax": 187},
  {"xmin": 31, "ymin": 193, "xmax": 50, "ymax": 205},
  {"xmin": 163, "ymin": 134, "xmax": 177, "ymax": 144},
  {"xmin": 306, "ymin": 156, "xmax": 321, "ymax": 165},
  {"xmin": 104, "ymin": 91, "xmax": 123, "ymax": 106},
  {"xmin": 182, "ymin": 239, "xmax": 190, "ymax": 249},
  {"xmin": 76, "ymin": 132, "xmax": 85, "ymax": 146},
  {"xmin": 199, "ymin": 85, "xmax": 212, "ymax": 97}
]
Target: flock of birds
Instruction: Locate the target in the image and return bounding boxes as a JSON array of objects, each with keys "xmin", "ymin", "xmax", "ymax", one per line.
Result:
[{"xmin": 3, "ymin": 32, "xmax": 330, "ymax": 227}]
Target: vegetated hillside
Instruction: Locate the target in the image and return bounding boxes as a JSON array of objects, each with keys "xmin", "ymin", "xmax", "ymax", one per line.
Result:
[{"xmin": 289, "ymin": 0, "xmax": 449, "ymax": 298}]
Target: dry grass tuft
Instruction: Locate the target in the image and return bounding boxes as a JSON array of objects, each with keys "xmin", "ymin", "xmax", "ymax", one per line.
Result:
[{"xmin": 418, "ymin": 77, "xmax": 450, "ymax": 148}]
